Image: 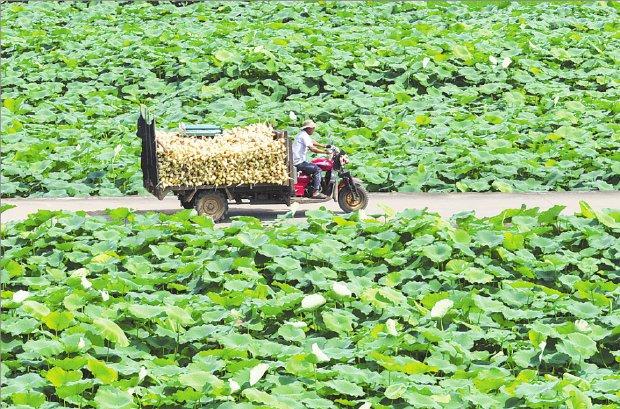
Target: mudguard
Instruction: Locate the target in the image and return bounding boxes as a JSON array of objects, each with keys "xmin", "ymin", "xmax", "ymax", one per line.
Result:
[{"xmin": 338, "ymin": 176, "xmax": 364, "ymax": 189}]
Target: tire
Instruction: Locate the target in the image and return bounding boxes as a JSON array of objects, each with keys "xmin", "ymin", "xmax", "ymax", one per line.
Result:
[
  {"xmin": 179, "ymin": 198, "xmax": 194, "ymax": 209},
  {"xmin": 338, "ymin": 183, "xmax": 369, "ymax": 213},
  {"xmin": 194, "ymin": 191, "xmax": 228, "ymax": 222}
]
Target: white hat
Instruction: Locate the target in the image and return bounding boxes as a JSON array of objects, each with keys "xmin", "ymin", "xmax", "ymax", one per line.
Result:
[{"xmin": 301, "ymin": 119, "xmax": 317, "ymax": 130}]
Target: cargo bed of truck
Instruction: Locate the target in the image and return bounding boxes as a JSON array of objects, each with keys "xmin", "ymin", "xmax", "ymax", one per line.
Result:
[{"xmin": 137, "ymin": 108, "xmax": 299, "ymax": 220}]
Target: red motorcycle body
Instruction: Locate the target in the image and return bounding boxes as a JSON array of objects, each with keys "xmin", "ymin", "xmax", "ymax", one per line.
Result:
[
  {"xmin": 293, "ymin": 158, "xmax": 334, "ymax": 197},
  {"xmin": 312, "ymin": 157, "xmax": 334, "ymax": 171},
  {"xmin": 294, "ymin": 174, "xmax": 311, "ymax": 196}
]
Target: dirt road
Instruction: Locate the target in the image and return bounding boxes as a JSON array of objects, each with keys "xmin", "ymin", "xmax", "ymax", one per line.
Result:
[{"xmin": 2, "ymin": 191, "xmax": 618, "ymax": 223}]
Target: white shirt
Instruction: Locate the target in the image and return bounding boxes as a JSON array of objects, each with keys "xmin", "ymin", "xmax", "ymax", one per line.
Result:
[{"xmin": 292, "ymin": 130, "xmax": 314, "ymax": 165}]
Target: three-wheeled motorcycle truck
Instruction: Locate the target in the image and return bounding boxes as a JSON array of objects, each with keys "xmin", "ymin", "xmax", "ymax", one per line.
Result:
[{"xmin": 137, "ymin": 109, "xmax": 369, "ymax": 221}]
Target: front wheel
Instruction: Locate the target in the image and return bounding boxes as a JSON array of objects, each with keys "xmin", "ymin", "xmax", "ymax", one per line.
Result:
[
  {"xmin": 194, "ymin": 191, "xmax": 228, "ymax": 222},
  {"xmin": 338, "ymin": 183, "xmax": 368, "ymax": 213}
]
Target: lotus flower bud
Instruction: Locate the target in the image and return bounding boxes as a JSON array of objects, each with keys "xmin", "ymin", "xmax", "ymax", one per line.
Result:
[
  {"xmin": 249, "ymin": 363, "xmax": 269, "ymax": 386},
  {"xmin": 332, "ymin": 281, "xmax": 352, "ymax": 297},
  {"xmin": 312, "ymin": 343, "xmax": 330, "ymax": 362},
  {"xmin": 301, "ymin": 294, "xmax": 326, "ymax": 309},
  {"xmin": 430, "ymin": 299, "xmax": 453, "ymax": 318}
]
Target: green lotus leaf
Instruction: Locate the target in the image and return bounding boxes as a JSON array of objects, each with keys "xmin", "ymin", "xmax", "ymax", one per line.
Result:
[
  {"xmin": 22, "ymin": 300, "xmax": 50, "ymax": 319},
  {"xmin": 45, "ymin": 367, "xmax": 82, "ymax": 388},
  {"xmin": 93, "ymin": 386, "xmax": 136, "ymax": 409},
  {"xmin": 42, "ymin": 311, "xmax": 74, "ymax": 332},
  {"xmin": 87, "ymin": 359, "xmax": 118, "ymax": 384},
  {"xmin": 277, "ymin": 324, "xmax": 306, "ymax": 342},
  {"xmin": 92, "ymin": 317, "xmax": 130, "ymax": 347},
  {"xmin": 475, "ymin": 230, "xmax": 504, "ymax": 247},
  {"xmin": 423, "ymin": 243, "xmax": 452, "ymax": 263},
  {"xmin": 322, "ymin": 310, "xmax": 355, "ymax": 334},
  {"xmin": 324, "ymin": 379, "xmax": 364, "ymax": 397},
  {"xmin": 12, "ymin": 391, "xmax": 46, "ymax": 408},
  {"xmin": 557, "ymin": 333, "xmax": 598, "ymax": 362}
]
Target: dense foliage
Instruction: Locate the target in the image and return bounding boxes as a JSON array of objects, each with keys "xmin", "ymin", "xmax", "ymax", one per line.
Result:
[
  {"xmin": 2, "ymin": 1, "xmax": 619, "ymax": 197},
  {"xmin": 1, "ymin": 204, "xmax": 619, "ymax": 408}
]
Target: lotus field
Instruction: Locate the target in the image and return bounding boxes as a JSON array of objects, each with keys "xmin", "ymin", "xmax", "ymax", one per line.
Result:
[
  {"xmin": 1, "ymin": 205, "xmax": 619, "ymax": 408},
  {"xmin": 1, "ymin": 1, "xmax": 619, "ymax": 409},
  {"xmin": 2, "ymin": 1, "xmax": 619, "ymax": 197}
]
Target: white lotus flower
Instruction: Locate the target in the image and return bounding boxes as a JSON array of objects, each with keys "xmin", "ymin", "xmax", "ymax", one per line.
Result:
[
  {"xmin": 311, "ymin": 343, "xmax": 330, "ymax": 362},
  {"xmin": 127, "ymin": 387, "xmax": 135, "ymax": 396},
  {"xmin": 289, "ymin": 111, "xmax": 298, "ymax": 121},
  {"xmin": 138, "ymin": 367, "xmax": 148, "ymax": 382},
  {"xmin": 386, "ymin": 319, "xmax": 398, "ymax": 336},
  {"xmin": 502, "ymin": 56, "xmax": 512, "ymax": 68},
  {"xmin": 332, "ymin": 282, "xmax": 352, "ymax": 297},
  {"xmin": 489, "ymin": 55, "xmax": 498, "ymax": 65},
  {"xmin": 12, "ymin": 290, "xmax": 31, "ymax": 303},
  {"xmin": 229, "ymin": 379, "xmax": 240, "ymax": 393},
  {"xmin": 431, "ymin": 394, "xmax": 451, "ymax": 404},
  {"xmin": 100, "ymin": 290, "xmax": 109, "ymax": 301},
  {"xmin": 73, "ymin": 268, "xmax": 88, "ymax": 278},
  {"xmin": 539, "ymin": 341, "xmax": 546, "ymax": 362},
  {"xmin": 289, "ymin": 321, "xmax": 307, "ymax": 328},
  {"xmin": 359, "ymin": 402, "xmax": 371, "ymax": 409},
  {"xmin": 249, "ymin": 363, "xmax": 269, "ymax": 386},
  {"xmin": 422, "ymin": 57, "xmax": 430, "ymax": 68},
  {"xmin": 81, "ymin": 276, "xmax": 92, "ymax": 289},
  {"xmin": 114, "ymin": 144, "xmax": 122, "ymax": 156},
  {"xmin": 289, "ymin": 201, "xmax": 300, "ymax": 217},
  {"xmin": 78, "ymin": 337, "xmax": 86, "ymax": 349},
  {"xmin": 430, "ymin": 299, "xmax": 453, "ymax": 318},
  {"xmin": 575, "ymin": 319, "xmax": 590, "ymax": 332},
  {"xmin": 301, "ymin": 294, "xmax": 326, "ymax": 309}
]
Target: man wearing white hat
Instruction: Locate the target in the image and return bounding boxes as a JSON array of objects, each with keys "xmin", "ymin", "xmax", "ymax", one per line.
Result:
[{"xmin": 292, "ymin": 119, "xmax": 329, "ymax": 198}]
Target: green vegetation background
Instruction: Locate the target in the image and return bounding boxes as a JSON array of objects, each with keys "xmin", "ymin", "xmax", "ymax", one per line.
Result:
[
  {"xmin": 2, "ymin": 1, "xmax": 619, "ymax": 197},
  {"xmin": 2, "ymin": 205, "xmax": 619, "ymax": 407}
]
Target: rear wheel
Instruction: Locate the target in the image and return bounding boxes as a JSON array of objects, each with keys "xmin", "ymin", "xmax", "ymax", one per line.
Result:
[
  {"xmin": 338, "ymin": 183, "xmax": 368, "ymax": 213},
  {"xmin": 179, "ymin": 198, "xmax": 194, "ymax": 209},
  {"xmin": 194, "ymin": 191, "xmax": 228, "ymax": 222}
]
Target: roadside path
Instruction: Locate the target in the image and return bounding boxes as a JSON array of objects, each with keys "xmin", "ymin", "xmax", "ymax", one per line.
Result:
[{"xmin": 3, "ymin": 191, "xmax": 618, "ymax": 223}]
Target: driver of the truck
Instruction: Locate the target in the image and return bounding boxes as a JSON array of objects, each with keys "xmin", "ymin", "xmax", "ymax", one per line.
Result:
[{"xmin": 292, "ymin": 120, "xmax": 329, "ymax": 199}]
